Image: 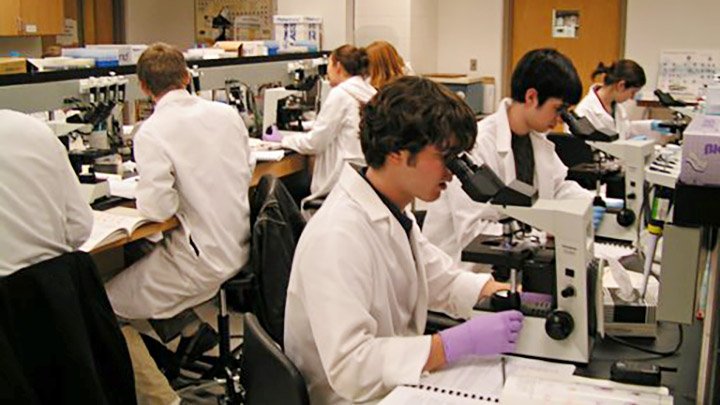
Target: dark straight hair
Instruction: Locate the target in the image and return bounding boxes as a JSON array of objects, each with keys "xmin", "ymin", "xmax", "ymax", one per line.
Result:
[
  {"xmin": 331, "ymin": 44, "xmax": 370, "ymax": 77},
  {"xmin": 511, "ymin": 48, "xmax": 582, "ymax": 106},
  {"xmin": 592, "ymin": 60, "xmax": 646, "ymax": 89}
]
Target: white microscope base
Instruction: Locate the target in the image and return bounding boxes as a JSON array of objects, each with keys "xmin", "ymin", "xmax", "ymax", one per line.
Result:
[
  {"xmin": 595, "ymin": 212, "xmax": 637, "ymax": 245},
  {"xmin": 472, "ymin": 310, "xmax": 591, "ymax": 364}
]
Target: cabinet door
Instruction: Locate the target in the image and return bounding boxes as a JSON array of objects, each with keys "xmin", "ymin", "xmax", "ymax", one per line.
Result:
[
  {"xmin": 19, "ymin": 0, "xmax": 63, "ymax": 35},
  {"xmin": 0, "ymin": 0, "xmax": 21, "ymax": 36}
]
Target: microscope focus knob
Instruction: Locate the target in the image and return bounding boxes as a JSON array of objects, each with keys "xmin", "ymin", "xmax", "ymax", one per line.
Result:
[
  {"xmin": 545, "ymin": 310, "xmax": 574, "ymax": 340},
  {"xmin": 616, "ymin": 208, "xmax": 636, "ymax": 227},
  {"xmin": 561, "ymin": 286, "xmax": 576, "ymax": 298}
]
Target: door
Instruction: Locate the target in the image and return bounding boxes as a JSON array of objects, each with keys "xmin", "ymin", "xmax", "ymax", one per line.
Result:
[{"xmin": 508, "ymin": 0, "xmax": 625, "ymax": 98}]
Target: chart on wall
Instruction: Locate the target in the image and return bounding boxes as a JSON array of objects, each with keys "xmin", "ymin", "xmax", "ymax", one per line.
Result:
[
  {"xmin": 195, "ymin": 0, "xmax": 277, "ymax": 46},
  {"xmin": 657, "ymin": 50, "xmax": 720, "ymax": 99}
]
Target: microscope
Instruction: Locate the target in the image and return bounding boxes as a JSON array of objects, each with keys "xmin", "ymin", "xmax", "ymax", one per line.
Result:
[
  {"xmin": 262, "ymin": 58, "xmax": 328, "ymax": 137},
  {"xmin": 64, "ymin": 75, "xmax": 129, "ymax": 204},
  {"xmin": 448, "ymin": 154, "xmax": 601, "ymax": 364},
  {"xmin": 561, "ymin": 110, "xmax": 655, "ymax": 245},
  {"xmin": 261, "ymin": 87, "xmax": 305, "ymax": 135}
]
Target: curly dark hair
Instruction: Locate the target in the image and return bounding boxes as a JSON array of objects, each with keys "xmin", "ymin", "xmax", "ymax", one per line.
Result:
[{"xmin": 360, "ymin": 76, "xmax": 477, "ymax": 169}]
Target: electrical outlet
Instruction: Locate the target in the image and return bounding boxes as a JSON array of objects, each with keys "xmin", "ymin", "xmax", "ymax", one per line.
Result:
[{"xmin": 470, "ymin": 58, "xmax": 477, "ymax": 71}]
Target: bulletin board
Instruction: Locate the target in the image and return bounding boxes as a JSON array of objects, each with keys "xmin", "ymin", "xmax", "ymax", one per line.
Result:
[
  {"xmin": 195, "ymin": 0, "xmax": 277, "ymax": 46},
  {"xmin": 657, "ymin": 49, "xmax": 720, "ymax": 99}
]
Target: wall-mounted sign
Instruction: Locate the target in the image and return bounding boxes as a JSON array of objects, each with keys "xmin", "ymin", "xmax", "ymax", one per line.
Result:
[{"xmin": 552, "ymin": 10, "xmax": 579, "ymax": 39}]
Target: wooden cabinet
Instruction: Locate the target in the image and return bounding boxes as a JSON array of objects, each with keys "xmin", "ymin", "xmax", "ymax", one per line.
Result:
[{"xmin": 0, "ymin": 0, "xmax": 64, "ymax": 36}]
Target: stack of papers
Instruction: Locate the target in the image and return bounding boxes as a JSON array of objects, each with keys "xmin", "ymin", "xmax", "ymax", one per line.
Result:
[{"xmin": 249, "ymin": 138, "xmax": 286, "ymax": 161}]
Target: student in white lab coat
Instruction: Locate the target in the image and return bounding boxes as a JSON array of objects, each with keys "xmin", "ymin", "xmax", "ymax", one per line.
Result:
[
  {"xmin": 0, "ymin": 109, "xmax": 93, "ymax": 276},
  {"xmin": 275, "ymin": 44, "xmax": 376, "ymax": 215},
  {"xmin": 423, "ymin": 48, "xmax": 595, "ymax": 269},
  {"xmin": 572, "ymin": 60, "xmax": 668, "ymax": 141},
  {"xmin": 104, "ymin": 43, "xmax": 254, "ymax": 403},
  {"xmin": 284, "ymin": 76, "xmax": 524, "ymax": 405}
]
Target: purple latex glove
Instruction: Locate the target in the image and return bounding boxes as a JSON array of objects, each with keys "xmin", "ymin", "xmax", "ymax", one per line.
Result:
[
  {"xmin": 262, "ymin": 125, "xmax": 283, "ymax": 142},
  {"xmin": 439, "ymin": 310, "xmax": 524, "ymax": 364},
  {"xmin": 520, "ymin": 292, "xmax": 553, "ymax": 305}
]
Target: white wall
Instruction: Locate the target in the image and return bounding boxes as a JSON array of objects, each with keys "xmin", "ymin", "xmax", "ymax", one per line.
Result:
[
  {"xmin": 436, "ymin": 0, "xmax": 504, "ymax": 107},
  {"xmin": 409, "ymin": 0, "xmax": 438, "ymax": 74},
  {"xmin": 625, "ymin": 0, "xmax": 720, "ymax": 99},
  {"xmin": 355, "ymin": 0, "xmax": 438, "ymax": 74},
  {"xmin": 124, "ymin": 0, "xmax": 195, "ymax": 49},
  {"xmin": 355, "ymin": 0, "xmax": 411, "ymax": 55},
  {"xmin": 0, "ymin": 37, "xmax": 42, "ymax": 58}
]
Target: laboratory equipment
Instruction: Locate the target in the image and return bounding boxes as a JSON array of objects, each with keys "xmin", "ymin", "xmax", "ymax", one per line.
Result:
[{"xmin": 447, "ymin": 154, "xmax": 601, "ymax": 364}]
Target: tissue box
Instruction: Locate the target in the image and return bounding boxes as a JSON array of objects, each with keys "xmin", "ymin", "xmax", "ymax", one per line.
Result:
[
  {"xmin": 603, "ymin": 286, "xmax": 658, "ymax": 337},
  {"xmin": 679, "ymin": 114, "xmax": 720, "ymax": 186}
]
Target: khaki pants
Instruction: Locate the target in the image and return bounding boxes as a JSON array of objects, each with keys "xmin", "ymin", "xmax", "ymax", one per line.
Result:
[{"xmin": 121, "ymin": 326, "xmax": 181, "ymax": 405}]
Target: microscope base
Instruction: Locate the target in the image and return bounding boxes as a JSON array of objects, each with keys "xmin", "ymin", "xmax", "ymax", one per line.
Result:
[
  {"xmin": 472, "ymin": 310, "xmax": 593, "ymax": 364},
  {"xmin": 595, "ymin": 212, "xmax": 637, "ymax": 245}
]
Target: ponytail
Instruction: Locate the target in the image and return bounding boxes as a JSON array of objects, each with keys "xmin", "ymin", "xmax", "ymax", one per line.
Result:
[
  {"xmin": 592, "ymin": 59, "xmax": 646, "ymax": 88},
  {"xmin": 331, "ymin": 45, "xmax": 370, "ymax": 77},
  {"xmin": 591, "ymin": 62, "xmax": 610, "ymax": 80}
]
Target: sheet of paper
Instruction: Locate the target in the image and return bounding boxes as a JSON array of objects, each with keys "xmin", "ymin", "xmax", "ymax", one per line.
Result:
[
  {"xmin": 501, "ymin": 371, "xmax": 672, "ymax": 405},
  {"xmin": 249, "ymin": 137, "xmax": 284, "ymax": 151},
  {"xmin": 107, "ymin": 176, "xmax": 139, "ymax": 199},
  {"xmin": 254, "ymin": 150, "xmax": 286, "ymax": 161}
]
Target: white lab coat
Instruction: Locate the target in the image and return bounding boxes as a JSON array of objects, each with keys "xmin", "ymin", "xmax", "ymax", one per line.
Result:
[
  {"xmin": 284, "ymin": 165, "xmax": 489, "ymax": 405},
  {"xmin": 572, "ymin": 84, "xmax": 654, "ymax": 140},
  {"xmin": 281, "ymin": 76, "xmax": 376, "ymax": 210},
  {"xmin": 423, "ymin": 98, "xmax": 591, "ymax": 266},
  {"xmin": 106, "ymin": 90, "xmax": 254, "ymax": 320},
  {"xmin": 0, "ymin": 110, "xmax": 93, "ymax": 276}
]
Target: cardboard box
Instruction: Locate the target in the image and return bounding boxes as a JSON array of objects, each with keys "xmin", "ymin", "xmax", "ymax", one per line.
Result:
[{"xmin": 0, "ymin": 57, "xmax": 27, "ymax": 75}]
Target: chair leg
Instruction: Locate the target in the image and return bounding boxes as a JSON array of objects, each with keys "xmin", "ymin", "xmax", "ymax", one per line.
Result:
[{"xmin": 216, "ymin": 287, "xmax": 242, "ymax": 403}]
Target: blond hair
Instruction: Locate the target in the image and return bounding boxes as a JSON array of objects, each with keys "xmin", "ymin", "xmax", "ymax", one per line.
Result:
[{"xmin": 366, "ymin": 41, "xmax": 405, "ymax": 89}]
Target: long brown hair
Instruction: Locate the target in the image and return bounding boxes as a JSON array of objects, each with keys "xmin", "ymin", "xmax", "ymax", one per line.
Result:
[{"xmin": 366, "ymin": 40, "xmax": 405, "ymax": 89}]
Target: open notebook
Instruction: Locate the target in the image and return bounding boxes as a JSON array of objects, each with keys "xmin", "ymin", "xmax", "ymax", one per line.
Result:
[
  {"xmin": 380, "ymin": 356, "xmax": 575, "ymax": 404},
  {"xmin": 79, "ymin": 206, "xmax": 153, "ymax": 252}
]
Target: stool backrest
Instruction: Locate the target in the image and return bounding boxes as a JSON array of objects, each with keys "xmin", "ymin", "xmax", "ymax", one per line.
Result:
[{"xmin": 241, "ymin": 312, "xmax": 309, "ymax": 405}]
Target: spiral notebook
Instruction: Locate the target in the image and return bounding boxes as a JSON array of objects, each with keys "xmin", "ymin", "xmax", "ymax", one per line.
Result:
[{"xmin": 379, "ymin": 356, "xmax": 575, "ymax": 404}]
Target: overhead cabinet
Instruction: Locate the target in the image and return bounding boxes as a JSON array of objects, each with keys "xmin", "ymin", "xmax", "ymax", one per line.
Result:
[{"xmin": 0, "ymin": 0, "xmax": 64, "ymax": 36}]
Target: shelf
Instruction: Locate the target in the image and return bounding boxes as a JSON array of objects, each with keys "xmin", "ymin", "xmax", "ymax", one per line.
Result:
[{"xmin": 0, "ymin": 52, "xmax": 328, "ymax": 113}]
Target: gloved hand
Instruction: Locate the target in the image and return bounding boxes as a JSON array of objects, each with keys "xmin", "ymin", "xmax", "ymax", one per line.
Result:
[
  {"xmin": 630, "ymin": 135, "xmax": 648, "ymax": 141},
  {"xmin": 439, "ymin": 310, "xmax": 523, "ymax": 364},
  {"xmin": 650, "ymin": 120, "xmax": 672, "ymax": 135},
  {"xmin": 592, "ymin": 205, "xmax": 606, "ymax": 230},
  {"xmin": 262, "ymin": 125, "xmax": 283, "ymax": 142}
]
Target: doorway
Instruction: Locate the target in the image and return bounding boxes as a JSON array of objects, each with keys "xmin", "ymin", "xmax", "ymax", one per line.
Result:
[{"xmin": 505, "ymin": 0, "xmax": 626, "ymax": 99}]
